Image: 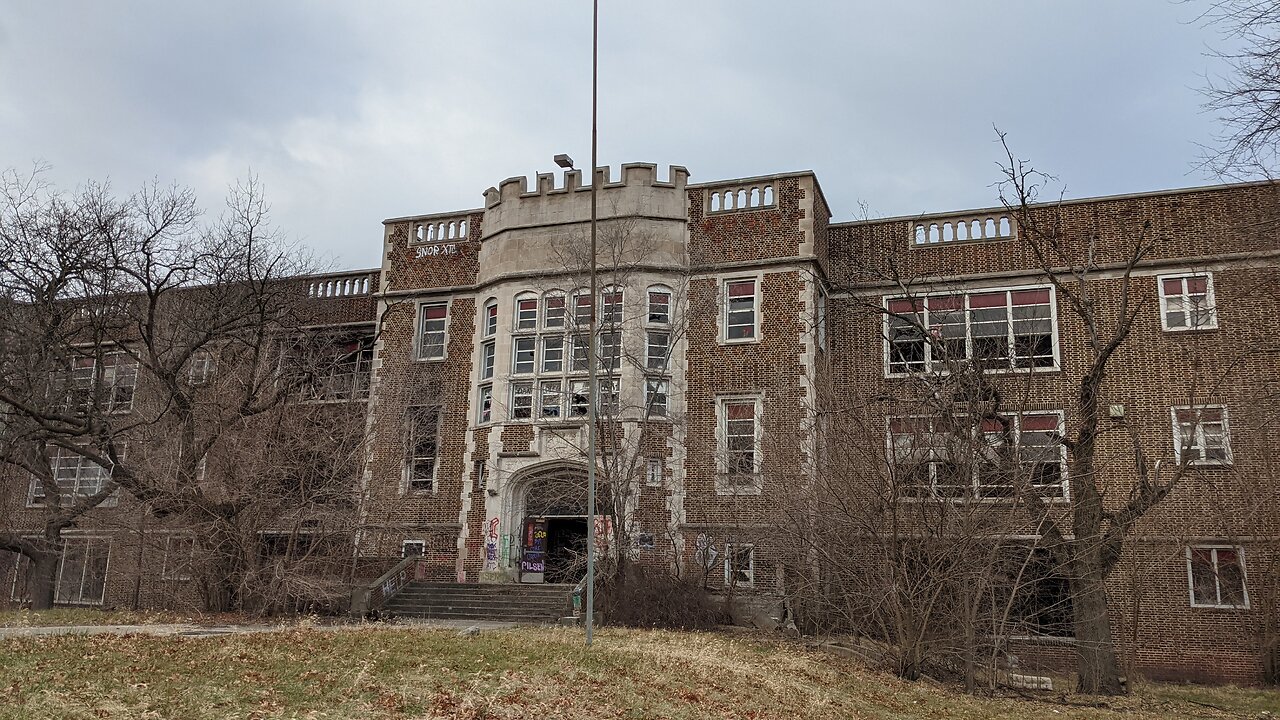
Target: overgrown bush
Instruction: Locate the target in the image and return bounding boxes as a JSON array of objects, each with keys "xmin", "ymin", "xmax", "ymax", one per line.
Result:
[{"xmin": 597, "ymin": 564, "xmax": 724, "ymax": 630}]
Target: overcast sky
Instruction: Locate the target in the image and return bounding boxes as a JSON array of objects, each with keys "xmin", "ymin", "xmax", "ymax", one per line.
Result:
[{"xmin": 0, "ymin": 2, "xmax": 1240, "ymax": 270}]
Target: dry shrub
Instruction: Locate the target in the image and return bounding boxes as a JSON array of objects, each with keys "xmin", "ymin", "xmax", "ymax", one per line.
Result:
[{"xmin": 597, "ymin": 565, "xmax": 724, "ymax": 630}]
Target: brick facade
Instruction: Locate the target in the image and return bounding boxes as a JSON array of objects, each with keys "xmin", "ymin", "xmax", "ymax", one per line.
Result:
[{"xmin": 4, "ymin": 165, "xmax": 1276, "ymax": 684}]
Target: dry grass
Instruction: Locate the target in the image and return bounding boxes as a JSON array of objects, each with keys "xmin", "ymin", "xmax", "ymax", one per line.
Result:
[
  {"xmin": 0, "ymin": 625, "xmax": 1274, "ymax": 719},
  {"xmin": 0, "ymin": 608, "xmax": 194, "ymax": 628}
]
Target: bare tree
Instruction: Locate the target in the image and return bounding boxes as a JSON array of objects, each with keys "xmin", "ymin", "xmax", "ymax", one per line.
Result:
[
  {"xmin": 1199, "ymin": 0, "xmax": 1280, "ymax": 179},
  {"xmin": 0, "ymin": 167, "xmax": 364, "ymax": 612}
]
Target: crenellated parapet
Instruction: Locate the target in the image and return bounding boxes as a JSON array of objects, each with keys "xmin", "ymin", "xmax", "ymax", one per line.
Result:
[
  {"xmin": 475, "ymin": 163, "xmax": 691, "ymax": 284},
  {"xmin": 480, "ymin": 163, "xmax": 689, "ymax": 239}
]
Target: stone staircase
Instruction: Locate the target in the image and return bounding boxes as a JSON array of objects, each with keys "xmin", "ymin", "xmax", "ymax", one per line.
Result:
[{"xmin": 381, "ymin": 582, "xmax": 573, "ymax": 623}]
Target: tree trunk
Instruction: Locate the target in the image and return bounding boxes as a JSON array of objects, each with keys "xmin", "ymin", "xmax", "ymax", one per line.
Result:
[
  {"xmin": 199, "ymin": 521, "xmax": 246, "ymax": 613},
  {"xmin": 27, "ymin": 551, "xmax": 59, "ymax": 611},
  {"xmin": 1071, "ymin": 554, "xmax": 1125, "ymax": 694}
]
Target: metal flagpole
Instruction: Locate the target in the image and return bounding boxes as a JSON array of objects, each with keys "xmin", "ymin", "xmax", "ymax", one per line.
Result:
[{"xmin": 584, "ymin": 0, "xmax": 599, "ymax": 648}]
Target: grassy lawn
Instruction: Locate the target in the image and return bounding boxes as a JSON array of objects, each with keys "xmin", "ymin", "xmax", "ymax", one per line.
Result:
[
  {"xmin": 0, "ymin": 626, "xmax": 1275, "ymax": 719},
  {"xmin": 0, "ymin": 604, "xmax": 244, "ymax": 627}
]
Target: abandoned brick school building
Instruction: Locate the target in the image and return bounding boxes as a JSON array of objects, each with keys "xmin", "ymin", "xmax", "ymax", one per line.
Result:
[{"xmin": 3, "ymin": 162, "xmax": 1278, "ymax": 683}]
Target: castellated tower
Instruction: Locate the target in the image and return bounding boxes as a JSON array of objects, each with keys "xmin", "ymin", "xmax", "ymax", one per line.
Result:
[{"xmin": 360, "ymin": 161, "xmax": 827, "ymax": 594}]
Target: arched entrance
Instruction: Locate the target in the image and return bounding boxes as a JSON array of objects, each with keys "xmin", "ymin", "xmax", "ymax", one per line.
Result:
[{"xmin": 509, "ymin": 462, "xmax": 611, "ymax": 585}]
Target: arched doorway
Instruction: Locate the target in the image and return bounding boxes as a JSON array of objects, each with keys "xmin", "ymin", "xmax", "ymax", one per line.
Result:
[{"xmin": 511, "ymin": 462, "xmax": 611, "ymax": 585}]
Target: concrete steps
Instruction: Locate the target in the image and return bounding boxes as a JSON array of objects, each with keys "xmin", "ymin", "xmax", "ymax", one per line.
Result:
[{"xmin": 382, "ymin": 581, "xmax": 573, "ymax": 623}]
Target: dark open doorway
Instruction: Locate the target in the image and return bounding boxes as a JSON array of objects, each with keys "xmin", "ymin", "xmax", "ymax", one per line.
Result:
[{"xmin": 544, "ymin": 517, "xmax": 588, "ymax": 584}]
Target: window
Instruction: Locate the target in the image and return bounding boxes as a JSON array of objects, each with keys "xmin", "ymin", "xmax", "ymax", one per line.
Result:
[
  {"xmin": 480, "ymin": 341, "xmax": 495, "ymax": 380},
  {"xmin": 59, "ymin": 352, "xmax": 138, "ymax": 413},
  {"xmin": 1172, "ymin": 406, "xmax": 1232, "ymax": 465},
  {"xmin": 162, "ymin": 536, "xmax": 195, "ymax": 581},
  {"xmin": 512, "ymin": 337, "xmax": 536, "ymax": 375},
  {"xmin": 719, "ymin": 398, "xmax": 761, "ymax": 488},
  {"xmin": 482, "ymin": 300, "xmax": 498, "ymax": 337},
  {"xmin": 55, "ymin": 536, "xmax": 110, "ymax": 605},
  {"xmin": 644, "ymin": 377, "xmax": 669, "ymax": 416},
  {"xmin": 541, "ymin": 336, "xmax": 564, "ymax": 373},
  {"xmin": 816, "ymin": 290, "xmax": 827, "ymax": 352},
  {"xmin": 570, "ymin": 335, "xmax": 590, "ymax": 372},
  {"xmin": 2, "ymin": 550, "xmax": 32, "ymax": 603},
  {"xmin": 406, "ymin": 406, "xmax": 440, "ymax": 492},
  {"xmin": 1001, "ymin": 548, "xmax": 1073, "ymax": 637},
  {"xmin": 890, "ymin": 413, "xmax": 1067, "ymax": 500},
  {"xmin": 1159, "ymin": 273, "xmax": 1217, "ymax": 331},
  {"xmin": 305, "ymin": 335, "xmax": 374, "ymax": 401},
  {"xmin": 598, "ymin": 378, "xmax": 620, "ymax": 414},
  {"xmin": 189, "ymin": 349, "xmax": 216, "ymax": 384},
  {"xmin": 601, "ymin": 289, "xmax": 623, "ymax": 326},
  {"xmin": 569, "ymin": 380, "xmax": 589, "ymax": 417},
  {"xmin": 647, "ymin": 289, "xmax": 671, "ymax": 325},
  {"xmin": 417, "ymin": 302, "xmax": 448, "ymax": 360},
  {"xmin": 599, "ymin": 331, "xmax": 621, "ymax": 372},
  {"xmin": 402, "ymin": 540, "xmax": 426, "ymax": 558},
  {"xmin": 510, "ymin": 381, "xmax": 534, "ymax": 420},
  {"xmin": 539, "ymin": 380, "xmax": 562, "ymax": 419},
  {"xmin": 886, "ymin": 287, "xmax": 1056, "ymax": 374},
  {"xmin": 646, "ymin": 457, "xmax": 664, "ymax": 487},
  {"xmin": 635, "ymin": 532, "xmax": 656, "ymax": 551},
  {"xmin": 646, "ymin": 331, "xmax": 669, "ymax": 370},
  {"xmin": 31, "ymin": 445, "xmax": 119, "ymax": 507},
  {"xmin": 573, "ymin": 293, "xmax": 593, "ymax": 327},
  {"xmin": 477, "ymin": 385, "xmax": 493, "ymax": 424},
  {"xmin": 472, "ymin": 461, "xmax": 487, "ymax": 491},
  {"xmin": 1188, "ymin": 546, "xmax": 1248, "ymax": 608},
  {"xmin": 724, "ymin": 279, "xmax": 758, "ymax": 341},
  {"xmin": 543, "ymin": 293, "xmax": 566, "ymax": 329},
  {"xmin": 515, "ymin": 295, "xmax": 538, "ymax": 330},
  {"xmin": 725, "ymin": 544, "xmax": 754, "ymax": 586}
]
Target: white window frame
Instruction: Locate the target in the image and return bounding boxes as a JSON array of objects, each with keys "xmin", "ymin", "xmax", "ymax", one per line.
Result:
[
  {"xmin": 161, "ymin": 535, "xmax": 195, "ymax": 581},
  {"xmin": 54, "ymin": 535, "xmax": 111, "ymax": 606},
  {"xmin": 716, "ymin": 395, "xmax": 763, "ymax": 494},
  {"xmin": 510, "ymin": 381, "xmax": 534, "ymax": 420},
  {"xmin": 405, "ymin": 406, "xmax": 440, "ymax": 494},
  {"xmin": 416, "ymin": 301, "xmax": 449, "ymax": 361},
  {"xmin": 721, "ymin": 276, "xmax": 761, "ymax": 344},
  {"xmin": 482, "ymin": 299, "xmax": 498, "ymax": 338},
  {"xmin": 1171, "ymin": 405, "xmax": 1233, "ymax": 466},
  {"xmin": 816, "ymin": 289, "xmax": 828, "ymax": 352},
  {"xmin": 511, "ymin": 336, "xmax": 536, "ymax": 375},
  {"xmin": 645, "ymin": 457, "xmax": 664, "ymax": 487},
  {"xmin": 542, "ymin": 291, "xmax": 566, "ymax": 330},
  {"xmin": 539, "ymin": 379, "xmax": 563, "ymax": 419},
  {"xmin": 479, "ymin": 341, "xmax": 496, "ymax": 381},
  {"xmin": 1186, "ymin": 545, "xmax": 1249, "ymax": 609},
  {"xmin": 189, "ymin": 349, "xmax": 217, "ymax": 384},
  {"xmin": 644, "ymin": 376, "xmax": 669, "ymax": 417},
  {"xmin": 514, "ymin": 293, "xmax": 539, "ymax": 331},
  {"xmin": 725, "ymin": 543, "xmax": 755, "ymax": 587},
  {"xmin": 599, "ymin": 286, "xmax": 624, "ymax": 327},
  {"xmin": 477, "ymin": 385, "xmax": 493, "ymax": 424},
  {"xmin": 402, "ymin": 539, "xmax": 426, "ymax": 558},
  {"xmin": 646, "ymin": 330, "xmax": 669, "ymax": 371},
  {"xmin": 29, "ymin": 444, "xmax": 122, "ymax": 508},
  {"xmin": 1157, "ymin": 272, "xmax": 1218, "ymax": 332},
  {"xmin": 646, "ymin": 285, "xmax": 672, "ymax": 327},
  {"xmin": 540, "ymin": 336, "xmax": 564, "ymax": 374},
  {"xmin": 886, "ymin": 412, "xmax": 1069, "ymax": 502},
  {"xmin": 882, "ymin": 284, "xmax": 1060, "ymax": 377}
]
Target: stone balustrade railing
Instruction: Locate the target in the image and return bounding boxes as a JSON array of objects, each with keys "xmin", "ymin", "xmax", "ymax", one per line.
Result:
[
  {"xmin": 911, "ymin": 212, "xmax": 1015, "ymax": 246},
  {"xmin": 306, "ymin": 272, "xmax": 375, "ymax": 299},
  {"xmin": 413, "ymin": 218, "xmax": 469, "ymax": 244},
  {"xmin": 706, "ymin": 183, "xmax": 776, "ymax": 213}
]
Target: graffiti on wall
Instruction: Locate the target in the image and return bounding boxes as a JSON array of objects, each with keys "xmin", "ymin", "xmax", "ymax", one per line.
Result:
[{"xmin": 483, "ymin": 517, "xmax": 500, "ymax": 571}]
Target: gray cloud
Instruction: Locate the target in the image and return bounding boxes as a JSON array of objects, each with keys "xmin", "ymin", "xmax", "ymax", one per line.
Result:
[{"xmin": 0, "ymin": 1, "xmax": 1234, "ymax": 269}]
